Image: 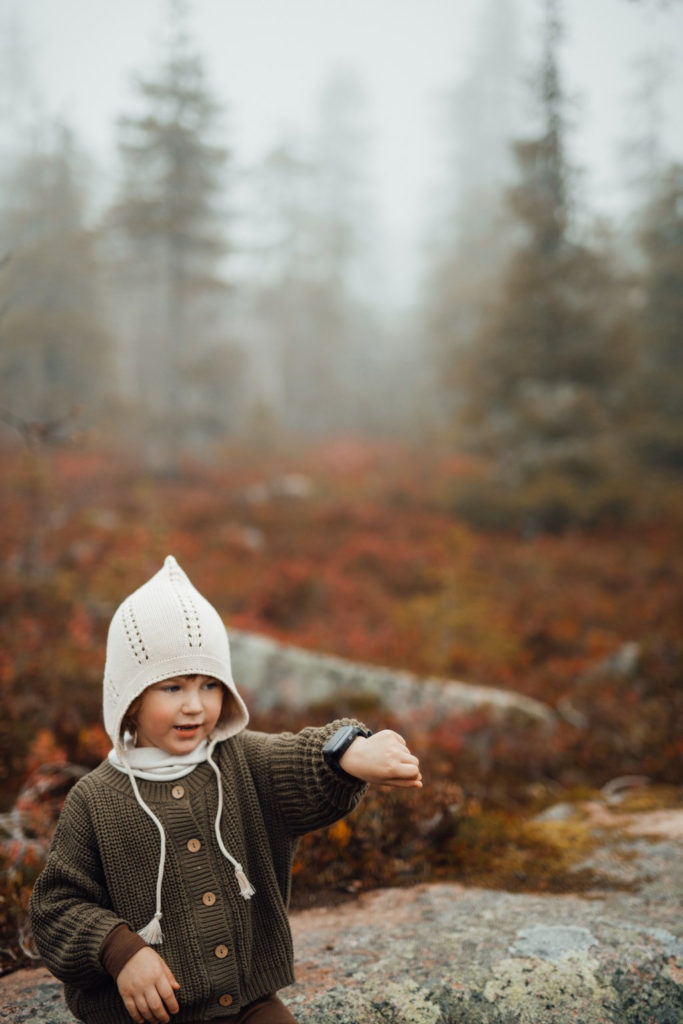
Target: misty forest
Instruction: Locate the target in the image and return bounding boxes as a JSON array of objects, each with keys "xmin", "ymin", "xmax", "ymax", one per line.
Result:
[{"xmin": 0, "ymin": 0, "xmax": 681, "ymax": 979}]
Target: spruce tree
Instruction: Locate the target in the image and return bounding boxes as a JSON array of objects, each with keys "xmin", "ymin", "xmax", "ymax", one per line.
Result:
[
  {"xmin": 634, "ymin": 163, "xmax": 683, "ymax": 470},
  {"xmin": 453, "ymin": 0, "xmax": 634, "ymax": 527},
  {"xmin": 246, "ymin": 71, "xmax": 380, "ymax": 437},
  {"xmin": 0, "ymin": 126, "xmax": 109, "ymax": 426},
  {"xmin": 422, "ymin": 0, "xmax": 523, "ymax": 434},
  {"xmin": 107, "ymin": 2, "xmax": 234, "ymax": 459}
]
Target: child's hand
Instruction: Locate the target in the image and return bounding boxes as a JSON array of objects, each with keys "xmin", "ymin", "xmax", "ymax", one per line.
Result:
[
  {"xmin": 339, "ymin": 729, "xmax": 422, "ymax": 788},
  {"xmin": 116, "ymin": 946, "xmax": 180, "ymax": 1024}
]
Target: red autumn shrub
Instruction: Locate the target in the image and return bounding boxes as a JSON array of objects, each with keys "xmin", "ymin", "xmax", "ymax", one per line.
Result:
[{"xmin": 0, "ymin": 438, "xmax": 681, "ymax": 970}]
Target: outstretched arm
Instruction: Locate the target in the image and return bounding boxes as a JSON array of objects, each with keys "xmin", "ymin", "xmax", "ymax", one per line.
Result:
[{"xmin": 339, "ymin": 729, "xmax": 422, "ymax": 788}]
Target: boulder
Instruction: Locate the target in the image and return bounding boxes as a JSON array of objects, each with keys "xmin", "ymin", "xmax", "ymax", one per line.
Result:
[
  {"xmin": 3, "ymin": 812, "xmax": 681, "ymax": 1024},
  {"xmin": 229, "ymin": 629, "xmax": 554, "ymax": 728}
]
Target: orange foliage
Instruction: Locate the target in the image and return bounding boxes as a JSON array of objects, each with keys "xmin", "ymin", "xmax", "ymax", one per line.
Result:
[
  {"xmin": 1, "ymin": 438, "xmax": 682, "ymax": 802},
  {"xmin": 24, "ymin": 729, "xmax": 67, "ymax": 774},
  {"xmin": 0, "ymin": 438, "xmax": 681, "ymax": 968}
]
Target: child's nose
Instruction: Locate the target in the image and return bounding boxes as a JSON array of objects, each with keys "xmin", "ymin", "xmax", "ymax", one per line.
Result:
[{"xmin": 182, "ymin": 688, "xmax": 203, "ymax": 712}]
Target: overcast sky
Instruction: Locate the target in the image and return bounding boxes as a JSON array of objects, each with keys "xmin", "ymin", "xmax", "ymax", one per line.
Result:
[{"xmin": 5, "ymin": 0, "xmax": 683, "ymax": 302}]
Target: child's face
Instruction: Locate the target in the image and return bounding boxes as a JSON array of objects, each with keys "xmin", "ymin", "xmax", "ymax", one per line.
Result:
[{"xmin": 132, "ymin": 674, "xmax": 224, "ymax": 755}]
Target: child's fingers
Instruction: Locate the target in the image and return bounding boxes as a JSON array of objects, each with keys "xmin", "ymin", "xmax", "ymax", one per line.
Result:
[
  {"xmin": 160, "ymin": 959, "xmax": 181, "ymax": 992},
  {"xmin": 121, "ymin": 981, "xmax": 178, "ymax": 1024},
  {"xmin": 379, "ymin": 775, "xmax": 423, "ymax": 789},
  {"xmin": 377, "ymin": 759, "xmax": 423, "ymax": 788},
  {"xmin": 389, "ymin": 752, "xmax": 421, "ymax": 776},
  {"xmin": 122, "ymin": 994, "xmax": 144, "ymax": 1024},
  {"xmin": 157, "ymin": 974, "xmax": 181, "ymax": 1015},
  {"xmin": 125, "ymin": 993, "xmax": 156, "ymax": 1024},
  {"xmin": 135, "ymin": 990, "xmax": 173, "ymax": 1024}
]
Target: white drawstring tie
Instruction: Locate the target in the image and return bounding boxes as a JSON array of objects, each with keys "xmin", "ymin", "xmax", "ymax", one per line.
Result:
[
  {"xmin": 121, "ymin": 741, "xmax": 255, "ymax": 946},
  {"xmin": 124, "ymin": 764, "xmax": 167, "ymax": 944},
  {"xmin": 208, "ymin": 744, "xmax": 256, "ymax": 900}
]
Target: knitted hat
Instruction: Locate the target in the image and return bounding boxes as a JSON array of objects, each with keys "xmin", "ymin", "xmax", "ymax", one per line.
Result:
[{"xmin": 104, "ymin": 555, "xmax": 249, "ymax": 757}]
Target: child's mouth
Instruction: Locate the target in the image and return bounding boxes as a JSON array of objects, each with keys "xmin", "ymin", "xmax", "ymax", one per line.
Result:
[{"xmin": 174, "ymin": 725, "xmax": 200, "ymax": 733}]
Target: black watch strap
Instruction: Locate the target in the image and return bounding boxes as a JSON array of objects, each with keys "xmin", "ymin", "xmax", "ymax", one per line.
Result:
[{"xmin": 322, "ymin": 725, "xmax": 372, "ymax": 782}]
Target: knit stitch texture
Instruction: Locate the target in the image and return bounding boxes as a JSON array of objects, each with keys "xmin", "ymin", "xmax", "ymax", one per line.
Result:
[
  {"xmin": 103, "ymin": 556, "xmax": 249, "ymax": 757},
  {"xmin": 29, "ymin": 721, "xmax": 366, "ymax": 1024}
]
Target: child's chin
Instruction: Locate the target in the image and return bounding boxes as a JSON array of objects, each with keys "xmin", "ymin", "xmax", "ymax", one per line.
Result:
[{"xmin": 163, "ymin": 731, "xmax": 204, "ymax": 753}]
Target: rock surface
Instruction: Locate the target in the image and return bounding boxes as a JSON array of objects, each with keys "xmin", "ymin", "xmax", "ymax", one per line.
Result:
[
  {"xmin": 3, "ymin": 811, "xmax": 681, "ymax": 1024},
  {"xmin": 229, "ymin": 629, "xmax": 554, "ymax": 727}
]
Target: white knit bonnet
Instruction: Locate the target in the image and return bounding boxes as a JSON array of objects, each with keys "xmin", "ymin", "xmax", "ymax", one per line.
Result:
[
  {"xmin": 103, "ymin": 556, "xmax": 254, "ymax": 945},
  {"xmin": 104, "ymin": 554, "xmax": 249, "ymax": 758}
]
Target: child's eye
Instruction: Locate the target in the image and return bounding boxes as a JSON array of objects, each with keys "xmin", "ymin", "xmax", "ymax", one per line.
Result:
[
  {"xmin": 161, "ymin": 684, "xmax": 180, "ymax": 693},
  {"xmin": 203, "ymin": 680, "xmax": 220, "ymax": 690}
]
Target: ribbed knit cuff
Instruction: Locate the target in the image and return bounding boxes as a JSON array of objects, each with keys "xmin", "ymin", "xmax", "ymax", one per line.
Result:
[{"xmin": 99, "ymin": 923, "xmax": 148, "ymax": 979}]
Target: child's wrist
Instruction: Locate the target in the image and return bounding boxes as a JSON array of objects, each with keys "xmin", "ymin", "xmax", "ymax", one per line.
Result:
[
  {"xmin": 323, "ymin": 725, "xmax": 372, "ymax": 782},
  {"xmin": 99, "ymin": 924, "xmax": 148, "ymax": 979},
  {"xmin": 338, "ymin": 736, "xmax": 370, "ymax": 781}
]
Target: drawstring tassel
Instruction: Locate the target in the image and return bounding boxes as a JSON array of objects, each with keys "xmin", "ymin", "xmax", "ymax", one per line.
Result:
[
  {"xmin": 208, "ymin": 745, "xmax": 255, "ymax": 900},
  {"xmin": 121, "ymin": 740, "xmax": 254, "ymax": 946},
  {"xmin": 124, "ymin": 762, "xmax": 167, "ymax": 944},
  {"xmin": 234, "ymin": 864, "xmax": 255, "ymax": 900},
  {"xmin": 137, "ymin": 911, "xmax": 164, "ymax": 945}
]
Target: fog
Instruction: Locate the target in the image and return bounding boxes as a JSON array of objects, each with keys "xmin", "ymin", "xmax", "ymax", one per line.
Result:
[
  {"xmin": 5, "ymin": 0, "xmax": 682, "ymax": 302},
  {"xmin": 1, "ymin": 0, "xmax": 682, "ymax": 465}
]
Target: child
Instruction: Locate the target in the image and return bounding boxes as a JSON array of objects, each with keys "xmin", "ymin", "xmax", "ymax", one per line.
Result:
[{"xmin": 29, "ymin": 556, "xmax": 421, "ymax": 1024}]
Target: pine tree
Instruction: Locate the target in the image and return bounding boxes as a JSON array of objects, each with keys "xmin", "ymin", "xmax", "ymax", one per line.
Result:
[
  {"xmin": 452, "ymin": 0, "xmax": 634, "ymax": 527},
  {"xmin": 422, "ymin": 0, "xmax": 523, "ymax": 433},
  {"xmin": 634, "ymin": 162, "xmax": 683, "ymax": 469},
  {"xmin": 245, "ymin": 71, "xmax": 382, "ymax": 437},
  {"xmin": 106, "ymin": 1, "xmax": 236, "ymax": 459},
  {"xmin": 0, "ymin": 125, "xmax": 110, "ymax": 426}
]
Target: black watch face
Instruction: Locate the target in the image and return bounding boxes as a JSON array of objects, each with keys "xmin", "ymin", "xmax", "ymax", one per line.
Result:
[
  {"xmin": 336, "ymin": 727, "xmax": 357, "ymax": 753},
  {"xmin": 325, "ymin": 726, "xmax": 357, "ymax": 759}
]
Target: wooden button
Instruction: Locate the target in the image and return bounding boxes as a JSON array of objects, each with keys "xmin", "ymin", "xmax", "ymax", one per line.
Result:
[
  {"xmin": 202, "ymin": 891, "xmax": 216, "ymax": 906},
  {"xmin": 214, "ymin": 944, "xmax": 229, "ymax": 959},
  {"xmin": 218, "ymin": 994, "xmax": 233, "ymax": 1007},
  {"xmin": 171, "ymin": 785, "xmax": 184, "ymax": 799},
  {"xmin": 187, "ymin": 838, "xmax": 201, "ymax": 852}
]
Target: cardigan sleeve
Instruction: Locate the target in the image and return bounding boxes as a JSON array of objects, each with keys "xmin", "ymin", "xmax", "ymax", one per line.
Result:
[
  {"xmin": 241, "ymin": 719, "xmax": 368, "ymax": 838},
  {"xmin": 28, "ymin": 781, "xmax": 132, "ymax": 988}
]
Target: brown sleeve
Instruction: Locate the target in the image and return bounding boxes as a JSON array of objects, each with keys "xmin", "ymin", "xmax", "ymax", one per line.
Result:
[
  {"xmin": 243, "ymin": 720, "xmax": 368, "ymax": 838},
  {"xmin": 99, "ymin": 923, "xmax": 148, "ymax": 979}
]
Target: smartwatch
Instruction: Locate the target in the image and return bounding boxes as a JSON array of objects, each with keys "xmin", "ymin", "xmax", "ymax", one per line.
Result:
[{"xmin": 322, "ymin": 724, "xmax": 373, "ymax": 783}]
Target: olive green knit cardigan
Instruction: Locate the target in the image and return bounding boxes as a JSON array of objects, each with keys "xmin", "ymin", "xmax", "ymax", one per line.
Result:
[{"xmin": 29, "ymin": 721, "xmax": 366, "ymax": 1023}]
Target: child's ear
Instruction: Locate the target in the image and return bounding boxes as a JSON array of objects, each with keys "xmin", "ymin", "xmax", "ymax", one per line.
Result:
[
  {"xmin": 121, "ymin": 694, "xmax": 143, "ymax": 738},
  {"xmin": 218, "ymin": 689, "xmax": 238, "ymax": 723}
]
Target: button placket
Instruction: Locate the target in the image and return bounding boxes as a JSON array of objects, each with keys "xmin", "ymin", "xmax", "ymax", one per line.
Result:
[{"xmin": 165, "ymin": 769, "xmax": 236, "ymax": 999}]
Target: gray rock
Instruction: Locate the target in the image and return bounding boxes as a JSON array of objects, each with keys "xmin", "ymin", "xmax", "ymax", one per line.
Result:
[
  {"xmin": 229, "ymin": 629, "xmax": 555, "ymax": 728},
  {"xmin": 509, "ymin": 924, "xmax": 598, "ymax": 960},
  {"xmin": 283, "ymin": 870, "xmax": 682, "ymax": 1024},
  {"xmin": 581, "ymin": 642, "xmax": 642, "ymax": 682},
  {"xmin": 532, "ymin": 802, "xmax": 577, "ymax": 823},
  {"xmin": 6, "ymin": 833, "xmax": 681, "ymax": 1024}
]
